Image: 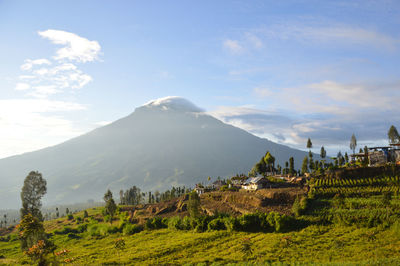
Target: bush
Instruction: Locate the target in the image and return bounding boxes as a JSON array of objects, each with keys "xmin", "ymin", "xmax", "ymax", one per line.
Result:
[
  {"xmin": 224, "ymin": 217, "xmax": 240, "ymax": 232},
  {"xmin": 53, "ymin": 226, "xmax": 78, "ymax": 235},
  {"xmin": 168, "ymin": 216, "xmax": 183, "ymax": 230},
  {"xmin": 76, "ymin": 224, "xmax": 88, "ymax": 233},
  {"xmin": 238, "ymin": 213, "xmax": 265, "ymax": 232},
  {"xmin": 67, "ymin": 214, "xmax": 74, "ymax": 220},
  {"xmin": 104, "ymin": 215, "xmax": 112, "ymax": 223},
  {"xmin": 207, "ymin": 218, "xmax": 226, "ymax": 231},
  {"xmin": 86, "ymin": 224, "xmax": 101, "ymax": 237},
  {"xmin": 145, "ymin": 217, "xmax": 168, "ymax": 230},
  {"xmin": 123, "ymin": 224, "xmax": 142, "ymax": 235}
]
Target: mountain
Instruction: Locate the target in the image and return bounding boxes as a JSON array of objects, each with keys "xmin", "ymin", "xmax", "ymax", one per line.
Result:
[{"xmin": 0, "ymin": 97, "xmax": 314, "ymax": 209}]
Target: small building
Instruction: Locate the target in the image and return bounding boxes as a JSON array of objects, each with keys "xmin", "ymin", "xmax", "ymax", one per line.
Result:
[
  {"xmin": 242, "ymin": 176, "xmax": 269, "ymax": 190},
  {"xmin": 194, "ymin": 186, "xmax": 205, "ymax": 195}
]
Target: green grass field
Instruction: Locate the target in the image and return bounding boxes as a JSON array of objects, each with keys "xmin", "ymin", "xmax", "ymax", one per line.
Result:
[{"xmin": 1, "ymin": 210, "xmax": 400, "ymax": 265}]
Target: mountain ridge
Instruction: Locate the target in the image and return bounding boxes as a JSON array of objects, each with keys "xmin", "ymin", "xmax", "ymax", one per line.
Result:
[{"xmin": 0, "ymin": 97, "xmax": 314, "ymax": 209}]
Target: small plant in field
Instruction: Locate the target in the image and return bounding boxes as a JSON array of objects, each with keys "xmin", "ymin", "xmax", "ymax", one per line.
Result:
[
  {"xmin": 55, "ymin": 248, "xmax": 74, "ymax": 263},
  {"xmin": 240, "ymin": 238, "xmax": 253, "ymax": 259},
  {"xmin": 280, "ymin": 235, "xmax": 293, "ymax": 247},
  {"xmin": 114, "ymin": 238, "xmax": 126, "ymax": 259}
]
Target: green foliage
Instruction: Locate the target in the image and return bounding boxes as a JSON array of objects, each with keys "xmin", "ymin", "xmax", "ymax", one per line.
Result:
[
  {"xmin": 83, "ymin": 210, "xmax": 89, "ymax": 218},
  {"xmin": 67, "ymin": 214, "xmax": 74, "ymax": 220},
  {"xmin": 207, "ymin": 218, "xmax": 226, "ymax": 231},
  {"xmin": 145, "ymin": 217, "xmax": 168, "ymax": 230},
  {"xmin": 388, "ymin": 125, "xmax": 400, "ymax": 144},
  {"xmin": 18, "ymin": 213, "xmax": 47, "ymax": 251},
  {"xmin": 301, "ymin": 156, "xmax": 309, "ymax": 175},
  {"xmin": 188, "ymin": 191, "xmax": 201, "ymax": 218},
  {"xmin": 103, "ymin": 190, "xmax": 117, "ymax": 223},
  {"xmin": 350, "ymin": 133, "xmax": 357, "ymax": 154},
  {"xmin": 122, "ymin": 224, "xmax": 142, "ymax": 236},
  {"xmin": 307, "ymin": 138, "xmax": 312, "ymax": 149},
  {"xmin": 20, "ymin": 171, "xmax": 47, "ymax": 221},
  {"xmin": 289, "ymin": 157, "xmax": 295, "ymax": 176}
]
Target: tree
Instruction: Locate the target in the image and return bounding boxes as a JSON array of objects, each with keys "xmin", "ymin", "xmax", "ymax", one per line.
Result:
[
  {"xmin": 20, "ymin": 171, "xmax": 47, "ymax": 221},
  {"xmin": 188, "ymin": 191, "xmax": 201, "ymax": 218},
  {"xmin": 263, "ymin": 151, "xmax": 275, "ymax": 174},
  {"xmin": 301, "ymin": 156, "xmax": 309, "ymax": 175},
  {"xmin": 320, "ymin": 146, "xmax": 326, "ymax": 159},
  {"xmin": 363, "ymin": 146, "xmax": 369, "ymax": 166},
  {"xmin": 248, "ymin": 156, "xmax": 267, "ymax": 177},
  {"xmin": 344, "ymin": 152, "xmax": 349, "ymax": 164},
  {"xmin": 306, "ymin": 138, "xmax": 313, "ymax": 149},
  {"xmin": 350, "ymin": 134, "xmax": 357, "ymax": 155},
  {"xmin": 289, "ymin": 157, "xmax": 295, "ymax": 176},
  {"xmin": 388, "ymin": 125, "xmax": 400, "ymax": 144},
  {"xmin": 18, "ymin": 213, "xmax": 56, "ymax": 265},
  {"xmin": 337, "ymin": 151, "xmax": 343, "ymax": 166},
  {"xmin": 103, "ymin": 189, "xmax": 117, "ymax": 224}
]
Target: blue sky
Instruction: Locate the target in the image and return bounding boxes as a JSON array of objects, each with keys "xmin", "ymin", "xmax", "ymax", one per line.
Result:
[{"xmin": 1, "ymin": 0, "xmax": 400, "ymax": 158}]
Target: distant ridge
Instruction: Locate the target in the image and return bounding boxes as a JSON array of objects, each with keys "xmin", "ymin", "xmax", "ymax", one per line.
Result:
[{"xmin": 0, "ymin": 97, "xmax": 313, "ymax": 209}]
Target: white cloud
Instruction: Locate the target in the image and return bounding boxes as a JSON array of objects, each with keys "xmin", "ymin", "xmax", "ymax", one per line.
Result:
[
  {"xmin": 245, "ymin": 33, "xmax": 263, "ymax": 48},
  {"xmin": 38, "ymin": 29, "xmax": 101, "ymax": 62},
  {"xmin": 15, "ymin": 83, "xmax": 30, "ymax": 91},
  {"xmin": 223, "ymin": 39, "xmax": 244, "ymax": 54},
  {"xmin": 211, "ymin": 80, "xmax": 400, "ymax": 154},
  {"xmin": 20, "ymin": 58, "xmax": 51, "ymax": 71},
  {"xmin": 28, "ymin": 85, "xmax": 60, "ymax": 98},
  {"xmin": 3, "ymin": 29, "xmax": 102, "ymax": 158}
]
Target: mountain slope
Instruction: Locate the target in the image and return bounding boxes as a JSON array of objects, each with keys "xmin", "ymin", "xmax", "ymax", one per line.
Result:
[{"xmin": 0, "ymin": 97, "xmax": 312, "ymax": 208}]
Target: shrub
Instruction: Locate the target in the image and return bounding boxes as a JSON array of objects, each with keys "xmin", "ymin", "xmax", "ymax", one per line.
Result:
[
  {"xmin": 76, "ymin": 224, "xmax": 88, "ymax": 233},
  {"xmin": 104, "ymin": 215, "xmax": 112, "ymax": 223},
  {"xmin": 207, "ymin": 218, "xmax": 226, "ymax": 231},
  {"xmin": 67, "ymin": 214, "xmax": 74, "ymax": 220},
  {"xmin": 123, "ymin": 224, "xmax": 142, "ymax": 235},
  {"xmin": 83, "ymin": 210, "xmax": 89, "ymax": 218},
  {"xmin": 238, "ymin": 213, "xmax": 264, "ymax": 232},
  {"xmin": 145, "ymin": 217, "xmax": 168, "ymax": 230},
  {"xmin": 53, "ymin": 226, "xmax": 78, "ymax": 235},
  {"xmin": 224, "ymin": 217, "xmax": 240, "ymax": 232},
  {"xmin": 168, "ymin": 216, "xmax": 183, "ymax": 230}
]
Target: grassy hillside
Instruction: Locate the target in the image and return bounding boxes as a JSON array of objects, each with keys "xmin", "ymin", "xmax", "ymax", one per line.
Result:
[{"xmin": 2, "ymin": 167, "xmax": 400, "ymax": 265}]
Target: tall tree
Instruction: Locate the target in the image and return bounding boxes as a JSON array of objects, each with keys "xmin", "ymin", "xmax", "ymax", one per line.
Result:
[
  {"xmin": 350, "ymin": 134, "xmax": 357, "ymax": 155},
  {"xmin": 388, "ymin": 125, "xmax": 400, "ymax": 144},
  {"xmin": 103, "ymin": 189, "xmax": 117, "ymax": 223},
  {"xmin": 188, "ymin": 191, "xmax": 201, "ymax": 218},
  {"xmin": 20, "ymin": 171, "xmax": 47, "ymax": 221},
  {"xmin": 289, "ymin": 157, "xmax": 295, "ymax": 176},
  {"xmin": 301, "ymin": 156, "xmax": 309, "ymax": 175},
  {"xmin": 344, "ymin": 152, "xmax": 349, "ymax": 163},
  {"xmin": 306, "ymin": 138, "xmax": 313, "ymax": 149},
  {"xmin": 263, "ymin": 151, "xmax": 275, "ymax": 174},
  {"xmin": 337, "ymin": 151, "xmax": 344, "ymax": 166},
  {"xmin": 320, "ymin": 146, "xmax": 326, "ymax": 159}
]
